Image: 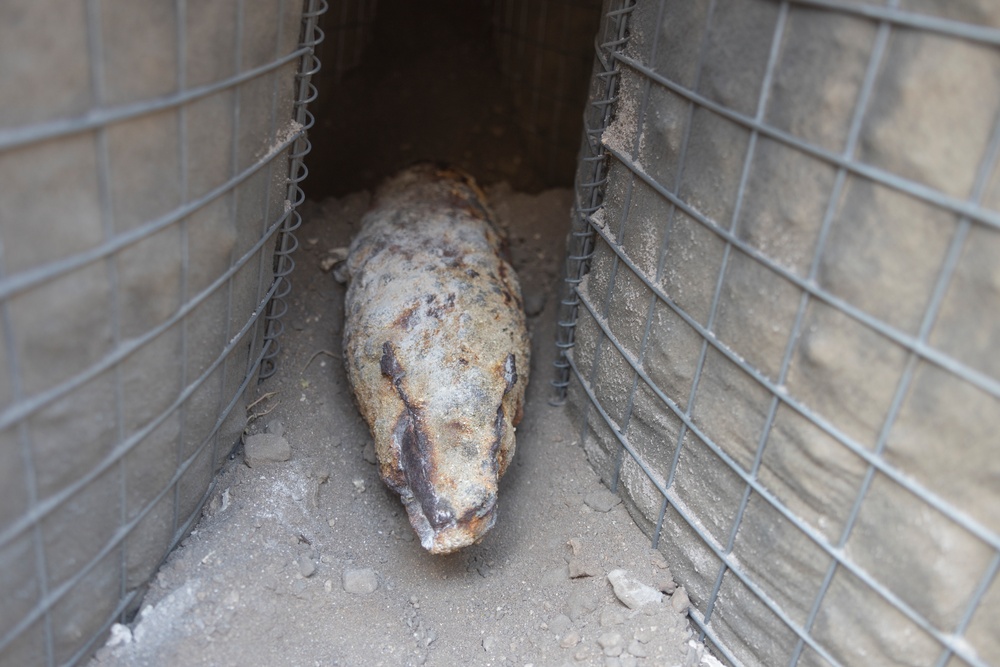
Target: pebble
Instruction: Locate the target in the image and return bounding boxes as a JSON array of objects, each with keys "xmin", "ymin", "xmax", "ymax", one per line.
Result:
[
  {"xmin": 523, "ymin": 291, "xmax": 546, "ymax": 317},
  {"xmin": 598, "ymin": 631, "xmax": 624, "ymax": 656},
  {"xmin": 342, "ymin": 567, "xmax": 379, "ymax": 595},
  {"xmin": 568, "ymin": 558, "xmax": 600, "ymax": 579},
  {"xmin": 671, "ymin": 586, "xmax": 690, "ymax": 615},
  {"xmin": 483, "ymin": 635, "xmax": 497, "ymax": 652},
  {"xmin": 298, "ymin": 558, "xmax": 316, "ymax": 578},
  {"xmin": 566, "ymin": 537, "xmax": 584, "ymax": 556},
  {"xmin": 266, "ymin": 420, "xmax": 285, "ymax": 438},
  {"xmin": 105, "ymin": 623, "xmax": 132, "ymax": 647},
  {"xmin": 290, "ymin": 579, "xmax": 309, "ymax": 599},
  {"xmin": 628, "ymin": 639, "xmax": 647, "ymax": 657},
  {"xmin": 634, "ymin": 625, "xmax": 656, "ymax": 643},
  {"xmin": 362, "ymin": 441, "xmax": 377, "ymax": 465},
  {"xmin": 584, "ymin": 488, "xmax": 621, "ymax": 513},
  {"xmin": 559, "ymin": 630, "xmax": 581, "ymax": 648},
  {"xmin": 619, "ymin": 655, "xmax": 638, "ymax": 667},
  {"xmin": 599, "ymin": 606, "xmax": 625, "ymax": 627},
  {"xmin": 243, "ymin": 433, "xmax": 291, "ymax": 467},
  {"xmin": 658, "ymin": 576, "xmax": 678, "ymax": 595},
  {"xmin": 607, "ymin": 569, "xmax": 663, "ymax": 610}
]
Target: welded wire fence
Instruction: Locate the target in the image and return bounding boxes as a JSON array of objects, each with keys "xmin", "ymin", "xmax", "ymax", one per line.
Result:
[
  {"xmin": 0, "ymin": 1, "xmax": 326, "ymax": 665},
  {"xmin": 559, "ymin": 1, "xmax": 1000, "ymax": 666}
]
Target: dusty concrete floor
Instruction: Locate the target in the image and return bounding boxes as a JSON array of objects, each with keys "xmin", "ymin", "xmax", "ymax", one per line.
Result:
[{"xmin": 88, "ymin": 184, "xmax": 722, "ymax": 667}]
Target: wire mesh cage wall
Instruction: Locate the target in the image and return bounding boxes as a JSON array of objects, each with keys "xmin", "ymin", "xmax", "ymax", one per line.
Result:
[
  {"xmin": 0, "ymin": 1, "xmax": 326, "ymax": 664},
  {"xmin": 558, "ymin": 1, "xmax": 1000, "ymax": 666}
]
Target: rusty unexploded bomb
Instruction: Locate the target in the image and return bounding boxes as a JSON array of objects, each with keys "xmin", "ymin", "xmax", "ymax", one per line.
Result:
[{"xmin": 342, "ymin": 164, "xmax": 530, "ymax": 554}]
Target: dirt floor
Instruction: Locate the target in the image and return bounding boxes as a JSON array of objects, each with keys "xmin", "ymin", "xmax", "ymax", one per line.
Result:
[{"xmin": 88, "ymin": 184, "xmax": 722, "ymax": 667}]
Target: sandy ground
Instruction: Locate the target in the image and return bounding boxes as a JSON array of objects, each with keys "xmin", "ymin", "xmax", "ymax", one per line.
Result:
[{"xmin": 87, "ymin": 184, "xmax": 722, "ymax": 667}]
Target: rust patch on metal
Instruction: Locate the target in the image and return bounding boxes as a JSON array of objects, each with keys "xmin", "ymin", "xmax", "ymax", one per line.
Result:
[{"xmin": 381, "ymin": 342, "xmax": 454, "ymax": 531}]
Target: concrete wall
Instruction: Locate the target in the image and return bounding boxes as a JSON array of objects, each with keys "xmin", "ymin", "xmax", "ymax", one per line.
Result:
[
  {"xmin": 0, "ymin": 1, "xmax": 315, "ymax": 664},
  {"xmin": 568, "ymin": 1, "xmax": 1000, "ymax": 665}
]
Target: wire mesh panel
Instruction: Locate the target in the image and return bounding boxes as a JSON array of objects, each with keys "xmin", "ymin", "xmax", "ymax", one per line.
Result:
[
  {"xmin": 0, "ymin": 1, "xmax": 326, "ymax": 665},
  {"xmin": 559, "ymin": 1, "xmax": 1000, "ymax": 665}
]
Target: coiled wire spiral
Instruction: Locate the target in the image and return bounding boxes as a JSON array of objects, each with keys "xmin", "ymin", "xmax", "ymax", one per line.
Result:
[
  {"xmin": 260, "ymin": 0, "xmax": 328, "ymax": 379},
  {"xmin": 551, "ymin": 0, "xmax": 636, "ymax": 404}
]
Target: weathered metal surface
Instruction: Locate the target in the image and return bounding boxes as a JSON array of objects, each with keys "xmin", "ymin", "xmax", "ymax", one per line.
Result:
[{"xmin": 343, "ymin": 164, "xmax": 530, "ymax": 554}]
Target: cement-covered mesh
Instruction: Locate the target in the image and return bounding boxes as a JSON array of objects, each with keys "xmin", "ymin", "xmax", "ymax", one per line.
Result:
[
  {"xmin": 0, "ymin": 1, "xmax": 325, "ymax": 665},
  {"xmin": 560, "ymin": 1, "xmax": 1000, "ymax": 666}
]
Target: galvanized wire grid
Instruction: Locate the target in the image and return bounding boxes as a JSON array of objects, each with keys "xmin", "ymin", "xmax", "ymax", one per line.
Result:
[
  {"xmin": 0, "ymin": 1, "xmax": 326, "ymax": 665},
  {"xmin": 558, "ymin": 1, "xmax": 1000, "ymax": 666}
]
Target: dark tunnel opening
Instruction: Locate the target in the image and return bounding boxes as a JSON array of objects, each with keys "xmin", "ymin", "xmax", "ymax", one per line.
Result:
[{"xmin": 305, "ymin": 0, "xmax": 602, "ymax": 199}]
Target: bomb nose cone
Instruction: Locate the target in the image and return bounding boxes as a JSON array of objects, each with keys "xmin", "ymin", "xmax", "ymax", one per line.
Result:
[{"xmin": 404, "ymin": 493, "xmax": 498, "ymax": 555}]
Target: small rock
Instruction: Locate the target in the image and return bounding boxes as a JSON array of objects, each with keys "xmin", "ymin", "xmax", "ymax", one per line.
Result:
[
  {"xmin": 568, "ymin": 558, "xmax": 601, "ymax": 579},
  {"xmin": 483, "ymin": 635, "xmax": 497, "ymax": 652},
  {"xmin": 105, "ymin": 623, "xmax": 132, "ymax": 647},
  {"xmin": 607, "ymin": 569, "xmax": 663, "ymax": 610},
  {"xmin": 658, "ymin": 576, "xmax": 678, "ymax": 595},
  {"xmin": 549, "ymin": 614, "xmax": 572, "ymax": 636},
  {"xmin": 604, "ymin": 657, "xmax": 621, "ymax": 667},
  {"xmin": 683, "ymin": 641, "xmax": 702, "ymax": 667},
  {"xmin": 298, "ymin": 558, "xmax": 316, "ymax": 578},
  {"xmin": 523, "ymin": 291, "xmax": 546, "ymax": 317},
  {"xmin": 566, "ymin": 537, "xmax": 584, "ymax": 556},
  {"xmin": 597, "ymin": 632, "xmax": 625, "ymax": 649},
  {"xmin": 598, "ymin": 632, "xmax": 623, "ymax": 652},
  {"xmin": 353, "ymin": 478, "xmax": 366, "ymax": 493},
  {"xmin": 634, "ymin": 625, "xmax": 655, "ymax": 644},
  {"xmin": 343, "ymin": 567, "xmax": 379, "ymax": 595},
  {"xmin": 243, "ymin": 433, "xmax": 291, "ymax": 467},
  {"xmin": 324, "ymin": 579, "xmax": 333, "ymax": 593},
  {"xmin": 628, "ymin": 639, "xmax": 647, "ymax": 657},
  {"xmin": 266, "ymin": 420, "xmax": 285, "ymax": 438},
  {"xmin": 584, "ymin": 488, "xmax": 621, "ymax": 513},
  {"xmin": 362, "ymin": 441, "xmax": 377, "ymax": 465},
  {"xmin": 560, "ymin": 630, "xmax": 581, "ymax": 648},
  {"xmin": 290, "ymin": 579, "xmax": 309, "ymax": 599},
  {"xmin": 574, "ymin": 647, "xmax": 589, "ymax": 661},
  {"xmin": 322, "ymin": 247, "xmax": 350, "ymax": 275},
  {"xmin": 671, "ymin": 586, "xmax": 690, "ymax": 615},
  {"xmin": 599, "ymin": 606, "xmax": 625, "ymax": 627},
  {"xmin": 619, "ymin": 655, "xmax": 638, "ymax": 667},
  {"xmin": 650, "ymin": 551, "xmax": 671, "ymax": 571}
]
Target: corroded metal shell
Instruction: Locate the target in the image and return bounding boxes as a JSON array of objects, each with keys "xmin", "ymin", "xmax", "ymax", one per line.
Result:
[{"xmin": 343, "ymin": 164, "xmax": 530, "ymax": 554}]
